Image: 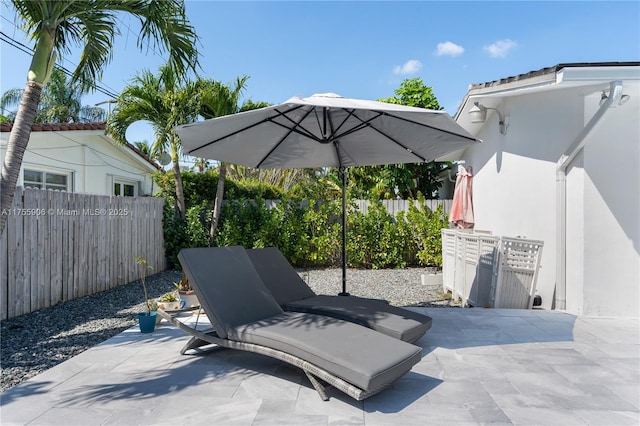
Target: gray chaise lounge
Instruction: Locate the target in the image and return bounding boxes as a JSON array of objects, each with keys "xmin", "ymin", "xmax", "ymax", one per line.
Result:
[
  {"xmin": 158, "ymin": 246, "xmax": 423, "ymax": 401},
  {"xmin": 246, "ymin": 247, "xmax": 433, "ymax": 343}
]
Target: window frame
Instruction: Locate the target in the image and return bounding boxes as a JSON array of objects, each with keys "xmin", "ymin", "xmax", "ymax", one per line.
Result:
[
  {"xmin": 113, "ymin": 177, "xmax": 139, "ymax": 197},
  {"xmin": 23, "ymin": 168, "xmax": 72, "ymax": 191}
]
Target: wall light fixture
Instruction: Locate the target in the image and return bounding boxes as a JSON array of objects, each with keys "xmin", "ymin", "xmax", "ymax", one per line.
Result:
[{"xmin": 468, "ymin": 102, "xmax": 508, "ymax": 135}]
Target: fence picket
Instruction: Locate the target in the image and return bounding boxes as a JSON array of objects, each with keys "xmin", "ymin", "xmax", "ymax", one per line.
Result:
[
  {"xmin": 51, "ymin": 190, "xmax": 63, "ymax": 305},
  {"xmin": 37, "ymin": 191, "xmax": 47, "ymax": 310}
]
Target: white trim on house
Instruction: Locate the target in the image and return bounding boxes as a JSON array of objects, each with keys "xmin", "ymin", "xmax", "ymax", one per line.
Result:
[
  {"xmin": 111, "ymin": 175, "xmax": 140, "ymax": 197},
  {"xmin": 20, "ymin": 163, "xmax": 75, "ymax": 192}
]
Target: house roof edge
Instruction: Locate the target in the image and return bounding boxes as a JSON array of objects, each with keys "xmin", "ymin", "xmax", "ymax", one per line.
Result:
[{"xmin": 0, "ymin": 121, "xmax": 161, "ymax": 170}]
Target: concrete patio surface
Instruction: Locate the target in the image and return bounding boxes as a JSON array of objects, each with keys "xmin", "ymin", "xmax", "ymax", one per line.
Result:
[{"xmin": 1, "ymin": 307, "xmax": 638, "ymax": 425}]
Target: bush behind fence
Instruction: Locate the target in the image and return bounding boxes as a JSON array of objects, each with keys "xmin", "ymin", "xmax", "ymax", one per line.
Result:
[
  {"xmin": 171, "ymin": 195, "xmax": 452, "ymax": 271},
  {"xmin": 0, "ymin": 187, "xmax": 165, "ymax": 320}
]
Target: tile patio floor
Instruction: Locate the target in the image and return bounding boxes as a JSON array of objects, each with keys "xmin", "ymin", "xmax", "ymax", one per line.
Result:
[{"xmin": 1, "ymin": 308, "xmax": 638, "ymax": 425}]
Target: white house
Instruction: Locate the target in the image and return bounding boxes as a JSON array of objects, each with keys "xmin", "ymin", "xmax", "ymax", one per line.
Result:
[
  {"xmin": 446, "ymin": 62, "xmax": 639, "ymax": 317},
  {"xmin": 0, "ymin": 122, "xmax": 160, "ymax": 196}
]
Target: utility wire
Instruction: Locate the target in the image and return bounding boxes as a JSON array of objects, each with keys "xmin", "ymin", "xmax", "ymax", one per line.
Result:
[
  {"xmin": 24, "ymin": 130, "xmax": 156, "ymax": 176},
  {"xmin": 0, "ymin": 11, "xmax": 123, "ymax": 97},
  {"xmin": 0, "ymin": 31, "xmax": 120, "ymax": 99}
]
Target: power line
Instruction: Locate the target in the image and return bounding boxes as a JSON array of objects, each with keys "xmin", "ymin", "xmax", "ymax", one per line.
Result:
[
  {"xmin": 0, "ymin": 31, "xmax": 120, "ymax": 99},
  {"xmin": 24, "ymin": 130, "xmax": 155, "ymax": 176},
  {"xmin": 0, "ymin": 10, "xmax": 123, "ymax": 97},
  {"xmin": 1, "ymin": 9, "xmax": 167, "ymax": 98}
]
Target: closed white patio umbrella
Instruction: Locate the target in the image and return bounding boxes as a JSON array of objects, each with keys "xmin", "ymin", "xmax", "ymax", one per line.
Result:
[{"xmin": 175, "ymin": 93, "xmax": 480, "ymax": 295}]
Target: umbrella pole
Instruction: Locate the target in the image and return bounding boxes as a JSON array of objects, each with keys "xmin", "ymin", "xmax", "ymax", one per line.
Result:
[{"xmin": 339, "ymin": 167, "xmax": 349, "ymax": 296}]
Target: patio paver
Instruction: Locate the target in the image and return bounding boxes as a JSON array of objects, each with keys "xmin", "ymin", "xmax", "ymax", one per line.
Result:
[{"xmin": 1, "ymin": 308, "xmax": 638, "ymax": 425}]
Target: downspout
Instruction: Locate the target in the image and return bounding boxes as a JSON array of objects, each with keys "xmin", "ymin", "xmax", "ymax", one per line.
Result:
[{"xmin": 555, "ymin": 80, "xmax": 623, "ymax": 310}]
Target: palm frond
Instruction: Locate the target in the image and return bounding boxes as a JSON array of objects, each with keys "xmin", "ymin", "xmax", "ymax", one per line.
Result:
[{"xmin": 10, "ymin": 0, "xmax": 198, "ymax": 88}]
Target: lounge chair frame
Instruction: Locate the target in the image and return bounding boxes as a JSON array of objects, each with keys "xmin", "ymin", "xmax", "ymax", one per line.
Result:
[{"xmin": 157, "ymin": 309, "xmax": 382, "ymax": 401}]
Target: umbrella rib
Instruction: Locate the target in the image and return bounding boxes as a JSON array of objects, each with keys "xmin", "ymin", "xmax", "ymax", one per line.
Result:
[
  {"xmin": 331, "ymin": 110, "xmax": 383, "ymax": 140},
  {"xmin": 268, "ymin": 118, "xmax": 322, "ymax": 142},
  {"xmin": 186, "ymin": 104, "xmax": 307, "ymax": 155},
  {"xmin": 313, "ymin": 107, "xmax": 327, "ymax": 139},
  {"xmin": 256, "ymin": 107, "xmax": 317, "ymax": 168},
  {"xmin": 379, "ymin": 111, "xmax": 479, "ymax": 141},
  {"xmin": 326, "ymin": 111, "xmax": 345, "ymax": 168},
  {"xmin": 350, "ymin": 112, "xmax": 427, "ymax": 162}
]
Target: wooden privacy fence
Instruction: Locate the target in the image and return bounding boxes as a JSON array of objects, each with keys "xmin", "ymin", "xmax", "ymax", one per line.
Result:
[{"xmin": 0, "ymin": 187, "xmax": 166, "ymax": 320}]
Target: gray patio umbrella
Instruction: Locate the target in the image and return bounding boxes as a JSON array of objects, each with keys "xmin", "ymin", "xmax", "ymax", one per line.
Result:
[{"xmin": 175, "ymin": 93, "xmax": 479, "ymax": 295}]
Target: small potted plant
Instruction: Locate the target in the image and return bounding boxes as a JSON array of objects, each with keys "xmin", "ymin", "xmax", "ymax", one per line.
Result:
[
  {"xmin": 157, "ymin": 292, "xmax": 181, "ymax": 311},
  {"xmin": 175, "ymin": 274, "xmax": 199, "ymax": 309},
  {"xmin": 135, "ymin": 255, "xmax": 157, "ymax": 333}
]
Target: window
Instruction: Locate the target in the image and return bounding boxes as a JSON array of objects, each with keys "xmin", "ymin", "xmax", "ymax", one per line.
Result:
[
  {"xmin": 114, "ymin": 180, "xmax": 138, "ymax": 196},
  {"xmin": 24, "ymin": 169, "xmax": 70, "ymax": 191}
]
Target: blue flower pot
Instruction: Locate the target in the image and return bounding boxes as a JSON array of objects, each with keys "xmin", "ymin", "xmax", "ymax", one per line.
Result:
[{"xmin": 138, "ymin": 311, "xmax": 157, "ymax": 333}]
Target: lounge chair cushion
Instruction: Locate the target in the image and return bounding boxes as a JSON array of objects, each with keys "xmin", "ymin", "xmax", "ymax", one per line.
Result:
[
  {"xmin": 246, "ymin": 247, "xmax": 433, "ymax": 342},
  {"xmin": 178, "ymin": 246, "xmax": 284, "ymax": 339},
  {"xmin": 285, "ymin": 295, "xmax": 432, "ymax": 343},
  {"xmin": 245, "ymin": 247, "xmax": 316, "ymax": 305},
  {"xmin": 228, "ymin": 311, "xmax": 423, "ymax": 391}
]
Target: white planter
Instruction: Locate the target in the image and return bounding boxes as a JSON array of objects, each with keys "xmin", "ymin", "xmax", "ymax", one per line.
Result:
[
  {"xmin": 157, "ymin": 300, "xmax": 181, "ymax": 311},
  {"xmin": 179, "ymin": 293, "xmax": 199, "ymax": 309}
]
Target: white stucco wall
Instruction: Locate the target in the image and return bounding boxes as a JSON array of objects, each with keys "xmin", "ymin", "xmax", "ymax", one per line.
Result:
[
  {"xmin": 580, "ymin": 89, "xmax": 639, "ymax": 316},
  {"xmin": 0, "ymin": 129, "xmax": 157, "ymax": 196},
  {"xmin": 460, "ymin": 82, "xmax": 640, "ymax": 317}
]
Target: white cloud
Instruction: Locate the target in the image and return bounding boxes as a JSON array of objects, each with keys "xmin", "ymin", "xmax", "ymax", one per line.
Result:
[
  {"xmin": 483, "ymin": 39, "xmax": 518, "ymax": 58},
  {"xmin": 435, "ymin": 41, "xmax": 465, "ymax": 57},
  {"xmin": 393, "ymin": 59, "xmax": 423, "ymax": 75}
]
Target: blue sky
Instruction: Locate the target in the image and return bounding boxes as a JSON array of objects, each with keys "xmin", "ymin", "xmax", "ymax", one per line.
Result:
[{"xmin": 1, "ymin": 1, "xmax": 639, "ymax": 146}]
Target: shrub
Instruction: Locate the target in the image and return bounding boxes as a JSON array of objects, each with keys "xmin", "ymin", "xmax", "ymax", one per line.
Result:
[
  {"xmin": 303, "ymin": 199, "xmax": 341, "ymax": 267},
  {"xmin": 253, "ymin": 199, "xmax": 310, "ymax": 266},
  {"xmin": 162, "ymin": 204, "xmax": 188, "ymax": 269},
  {"xmin": 156, "ymin": 171, "xmax": 448, "ymax": 269},
  {"xmin": 405, "ymin": 192, "xmax": 449, "ymax": 267},
  {"xmin": 347, "ymin": 199, "xmax": 407, "ymax": 269},
  {"xmin": 153, "ymin": 170, "xmax": 283, "ymax": 211}
]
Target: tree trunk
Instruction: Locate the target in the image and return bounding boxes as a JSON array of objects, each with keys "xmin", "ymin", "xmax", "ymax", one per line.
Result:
[
  {"xmin": 209, "ymin": 163, "xmax": 226, "ymax": 245},
  {"xmin": 0, "ymin": 82, "xmax": 43, "ymax": 236},
  {"xmin": 172, "ymin": 158, "xmax": 186, "ymax": 219}
]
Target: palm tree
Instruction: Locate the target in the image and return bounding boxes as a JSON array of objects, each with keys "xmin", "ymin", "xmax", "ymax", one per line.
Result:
[
  {"xmin": 198, "ymin": 85, "xmax": 274, "ymax": 243},
  {"xmin": 108, "ymin": 66, "xmax": 201, "ymax": 218},
  {"xmin": 0, "ymin": 0, "xmax": 198, "ymax": 235},
  {"xmin": 226, "ymin": 166, "xmax": 316, "ymax": 194},
  {"xmin": 0, "ymin": 68, "xmax": 106, "ymax": 123},
  {"xmin": 133, "ymin": 141, "xmax": 152, "ymax": 158},
  {"xmin": 196, "ymin": 77, "xmax": 250, "ymax": 242},
  {"xmin": 192, "ymin": 158, "xmax": 210, "ymax": 173}
]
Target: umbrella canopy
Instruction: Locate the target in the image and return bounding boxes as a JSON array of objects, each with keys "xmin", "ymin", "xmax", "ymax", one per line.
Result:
[
  {"xmin": 175, "ymin": 93, "xmax": 480, "ymax": 294},
  {"xmin": 449, "ymin": 165, "xmax": 475, "ymax": 229},
  {"xmin": 176, "ymin": 93, "xmax": 478, "ymax": 168}
]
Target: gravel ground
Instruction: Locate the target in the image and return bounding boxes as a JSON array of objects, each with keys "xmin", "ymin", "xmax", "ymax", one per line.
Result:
[{"xmin": 1, "ymin": 267, "xmax": 455, "ymax": 392}]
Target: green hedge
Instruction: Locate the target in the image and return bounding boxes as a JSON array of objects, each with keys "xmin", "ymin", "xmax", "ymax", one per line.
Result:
[
  {"xmin": 161, "ymin": 191, "xmax": 448, "ymax": 270},
  {"xmin": 154, "ymin": 170, "xmax": 283, "ymax": 211}
]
